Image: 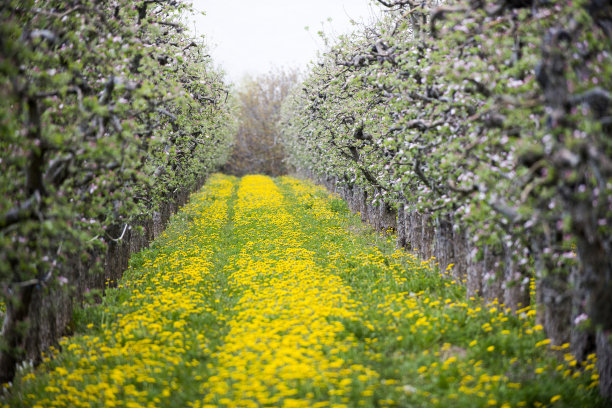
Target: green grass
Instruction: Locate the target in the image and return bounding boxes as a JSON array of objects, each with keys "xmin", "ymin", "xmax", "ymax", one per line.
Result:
[
  {"xmin": 0, "ymin": 174, "xmax": 605, "ymax": 408},
  {"xmin": 276, "ymin": 176, "xmax": 604, "ymax": 408}
]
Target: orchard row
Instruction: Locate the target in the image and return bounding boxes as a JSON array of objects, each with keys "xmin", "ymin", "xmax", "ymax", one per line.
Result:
[
  {"xmin": 0, "ymin": 0, "xmax": 234, "ymax": 382},
  {"xmin": 280, "ymin": 0, "xmax": 612, "ymax": 399}
]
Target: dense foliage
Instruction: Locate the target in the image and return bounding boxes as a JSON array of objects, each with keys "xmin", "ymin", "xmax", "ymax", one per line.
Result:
[
  {"xmin": 281, "ymin": 0, "xmax": 612, "ymax": 398},
  {"xmin": 0, "ymin": 0, "xmax": 234, "ymax": 381}
]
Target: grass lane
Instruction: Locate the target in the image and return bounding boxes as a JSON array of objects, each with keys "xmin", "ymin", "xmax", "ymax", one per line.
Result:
[
  {"xmin": 276, "ymin": 176, "xmax": 604, "ymax": 408},
  {"xmin": 1, "ymin": 174, "xmax": 605, "ymax": 408},
  {"xmin": 2, "ymin": 175, "xmax": 241, "ymax": 407},
  {"xmin": 198, "ymin": 175, "xmax": 376, "ymax": 407}
]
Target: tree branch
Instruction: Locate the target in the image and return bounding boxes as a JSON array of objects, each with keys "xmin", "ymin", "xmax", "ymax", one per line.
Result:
[
  {"xmin": 0, "ymin": 192, "xmax": 42, "ymax": 231},
  {"xmin": 375, "ymin": 0, "xmax": 416, "ymax": 9}
]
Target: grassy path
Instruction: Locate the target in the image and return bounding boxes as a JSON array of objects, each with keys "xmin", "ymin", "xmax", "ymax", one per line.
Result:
[{"xmin": 2, "ymin": 175, "xmax": 605, "ymax": 408}]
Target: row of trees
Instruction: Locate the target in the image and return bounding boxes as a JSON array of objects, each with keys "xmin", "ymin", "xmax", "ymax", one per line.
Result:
[
  {"xmin": 281, "ymin": 0, "xmax": 611, "ymax": 399},
  {"xmin": 0, "ymin": 0, "xmax": 234, "ymax": 382},
  {"xmin": 224, "ymin": 69, "xmax": 299, "ymax": 177}
]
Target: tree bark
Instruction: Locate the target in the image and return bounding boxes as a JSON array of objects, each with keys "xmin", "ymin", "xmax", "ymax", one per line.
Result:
[
  {"xmin": 536, "ymin": 270, "xmax": 572, "ymax": 346},
  {"xmin": 396, "ymin": 203, "xmax": 407, "ymax": 249},
  {"xmin": 379, "ymin": 201, "xmax": 397, "ymax": 233},
  {"xmin": 502, "ymin": 242, "xmax": 531, "ymax": 312},
  {"xmin": 467, "ymin": 240, "xmax": 484, "ymax": 299},
  {"xmin": 434, "ymin": 214, "xmax": 454, "ymax": 275},
  {"xmin": 452, "ymin": 227, "xmax": 468, "ymax": 282},
  {"xmin": 0, "ymin": 285, "xmax": 35, "ymax": 384},
  {"xmin": 482, "ymin": 245, "xmax": 504, "ymax": 303},
  {"xmin": 569, "ymin": 262, "xmax": 596, "ymax": 363},
  {"xmin": 597, "ymin": 331, "xmax": 612, "ymax": 401}
]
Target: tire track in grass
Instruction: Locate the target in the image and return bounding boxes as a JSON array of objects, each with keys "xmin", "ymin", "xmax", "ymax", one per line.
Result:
[{"xmin": 197, "ymin": 175, "xmax": 378, "ymax": 408}]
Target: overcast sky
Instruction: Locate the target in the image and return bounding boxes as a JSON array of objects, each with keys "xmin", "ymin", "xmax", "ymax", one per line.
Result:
[{"xmin": 188, "ymin": 0, "xmax": 379, "ymax": 83}]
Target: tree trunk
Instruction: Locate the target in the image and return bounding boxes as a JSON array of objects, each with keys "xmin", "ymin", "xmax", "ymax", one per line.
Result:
[
  {"xmin": 572, "ymin": 216, "xmax": 612, "ymax": 399},
  {"xmin": 380, "ymin": 201, "xmax": 397, "ymax": 233},
  {"xmin": 408, "ymin": 211, "xmax": 421, "ymax": 253},
  {"xmin": 452, "ymin": 227, "xmax": 468, "ymax": 282},
  {"xmin": 396, "ymin": 203, "xmax": 407, "ymax": 249},
  {"xmin": 467, "ymin": 240, "xmax": 484, "ymax": 299},
  {"xmin": 358, "ymin": 189, "xmax": 368, "ymax": 224},
  {"xmin": 568, "ymin": 262, "xmax": 596, "ymax": 363},
  {"xmin": 502, "ymin": 242, "xmax": 531, "ymax": 312},
  {"xmin": 419, "ymin": 213, "xmax": 434, "ymax": 260},
  {"xmin": 537, "ymin": 270, "xmax": 572, "ymax": 346},
  {"xmin": 597, "ymin": 331, "xmax": 612, "ymax": 401},
  {"xmin": 434, "ymin": 214, "xmax": 454, "ymax": 275},
  {"xmin": 0, "ymin": 285, "xmax": 35, "ymax": 383},
  {"xmin": 367, "ymin": 201, "xmax": 378, "ymax": 230},
  {"xmin": 482, "ymin": 245, "xmax": 504, "ymax": 303}
]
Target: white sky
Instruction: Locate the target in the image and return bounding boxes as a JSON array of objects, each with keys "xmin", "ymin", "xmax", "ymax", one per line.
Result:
[{"xmin": 188, "ymin": 0, "xmax": 380, "ymax": 83}]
